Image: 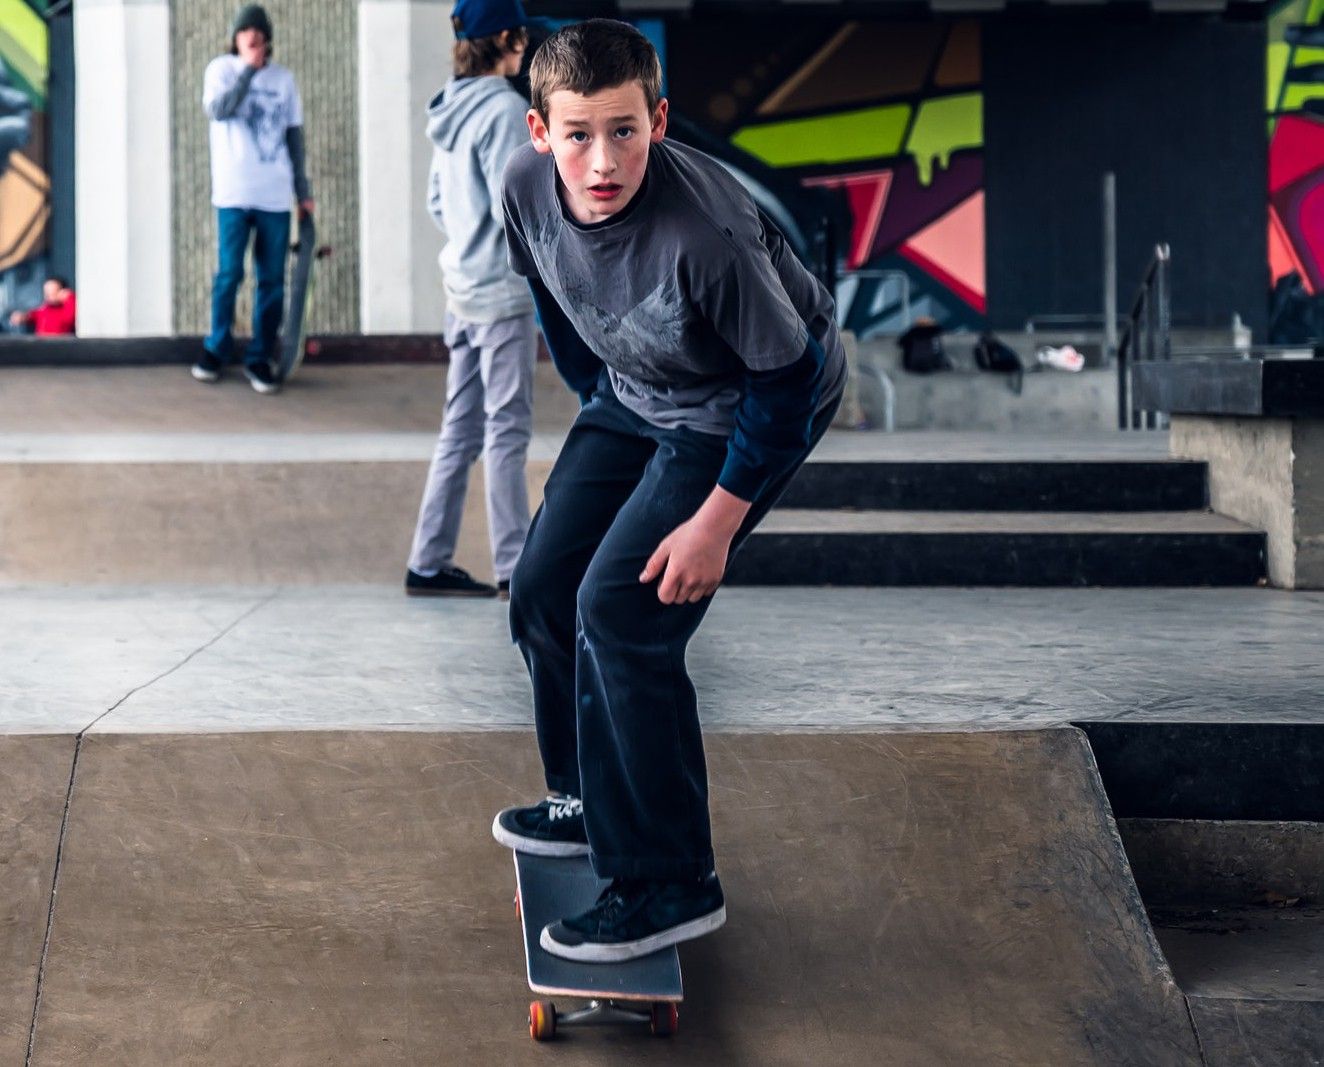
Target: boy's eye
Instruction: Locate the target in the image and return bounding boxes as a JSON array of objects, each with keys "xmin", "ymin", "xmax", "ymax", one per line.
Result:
[
  {"xmin": 569, "ymin": 131, "xmax": 589, "ymax": 144},
  {"xmin": 614, "ymin": 126, "xmax": 635, "ymax": 139}
]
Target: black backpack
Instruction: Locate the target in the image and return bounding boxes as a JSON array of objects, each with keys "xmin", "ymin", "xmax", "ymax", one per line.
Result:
[
  {"xmin": 974, "ymin": 332, "xmax": 1023, "ymax": 372},
  {"xmin": 973, "ymin": 332, "xmax": 1025, "ymax": 395},
  {"xmin": 898, "ymin": 322, "xmax": 951, "ymax": 374}
]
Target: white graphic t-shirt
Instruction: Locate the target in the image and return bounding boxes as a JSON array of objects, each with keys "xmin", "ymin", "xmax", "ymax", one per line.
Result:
[{"xmin": 203, "ymin": 56, "xmax": 302, "ymax": 212}]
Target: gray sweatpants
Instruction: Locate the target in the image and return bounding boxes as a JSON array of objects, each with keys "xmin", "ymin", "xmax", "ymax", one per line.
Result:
[{"xmin": 408, "ymin": 312, "xmax": 536, "ymax": 582}]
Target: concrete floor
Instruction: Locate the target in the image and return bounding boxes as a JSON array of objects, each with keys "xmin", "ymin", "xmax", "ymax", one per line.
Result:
[
  {"xmin": 8, "ymin": 729, "xmax": 1204, "ymax": 1065},
  {"xmin": 3, "ymin": 585, "xmax": 1322, "ymax": 735}
]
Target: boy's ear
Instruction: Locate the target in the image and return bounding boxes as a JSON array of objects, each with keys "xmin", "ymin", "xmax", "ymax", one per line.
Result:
[
  {"xmin": 650, "ymin": 98, "xmax": 669, "ymax": 143},
  {"xmin": 527, "ymin": 108, "xmax": 552, "ymax": 154}
]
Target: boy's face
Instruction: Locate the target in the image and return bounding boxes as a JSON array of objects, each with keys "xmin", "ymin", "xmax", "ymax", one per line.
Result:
[
  {"xmin": 42, "ymin": 280, "xmax": 62, "ymax": 303},
  {"xmin": 235, "ymin": 28, "xmax": 268, "ymax": 63},
  {"xmin": 528, "ymin": 81, "xmax": 667, "ymax": 226}
]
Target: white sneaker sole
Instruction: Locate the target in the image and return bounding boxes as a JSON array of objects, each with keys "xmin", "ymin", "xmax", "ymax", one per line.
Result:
[
  {"xmin": 540, "ymin": 904, "xmax": 727, "ymax": 963},
  {"xmin": 191, "ymin": 366, "xmax": 220, "ymax": 383},
  {"xmin": 245, "ymin": 373, "xmax": 281, "ymax": 395},
  {"xmin": 491, "ymin": 811, "xmax": 590, "ymax": 857}
]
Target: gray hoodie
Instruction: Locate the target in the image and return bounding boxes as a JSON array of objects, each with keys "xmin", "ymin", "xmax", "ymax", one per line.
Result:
[{"xmin": 426, "ymin": 76, "xmax": 533, "ymax": 324}]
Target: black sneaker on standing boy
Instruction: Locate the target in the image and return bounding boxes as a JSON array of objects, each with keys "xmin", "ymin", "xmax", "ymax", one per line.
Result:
[{"xmin": 492, "ymin": 19, "xmax": 846, "ymax": 964}]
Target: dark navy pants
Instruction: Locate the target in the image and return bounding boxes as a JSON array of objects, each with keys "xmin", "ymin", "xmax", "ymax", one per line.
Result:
[
  {"xmin": 509, "ymin": 381, "xmax": 838, "ymax": 881},
  {"xmin": 205, "ymin": 207, "xmax": 290, "ymax": 368}
]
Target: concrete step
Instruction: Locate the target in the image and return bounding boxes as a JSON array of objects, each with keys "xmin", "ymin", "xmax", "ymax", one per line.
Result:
[
  {"xmin": 727, "ymin": 510, "xmax": 1266, "ymax": 587},
  {"xmin": 1093, "ymin": 722, "xmax": 1324, "ymax": 1067},
  {"xmin": 781, "ymin": 459, "xmax": 1208, "ymax": 511}
]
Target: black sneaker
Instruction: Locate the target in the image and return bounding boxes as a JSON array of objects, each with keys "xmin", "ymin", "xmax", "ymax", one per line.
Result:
[
  {"xmin": 405, "ymin": 567, "xmax": 498, "ymax": 598},
  {"xmin": 541, "ymin": 873, "xmax": 726, "ymax": 963},
  {"xmin": 492, "ymin": 795, "xmax": 590, "ymax": 857},
  {"xmin": 497, "ymin": 579, "xmax": 510, "ymax": 602},
  {"xmin": 244, "ymin": 361, "xmax": 282, "ymax": 395},
  {"xmin": 191, "ymin": 351, "xmax": 223, "ymax": 383}
]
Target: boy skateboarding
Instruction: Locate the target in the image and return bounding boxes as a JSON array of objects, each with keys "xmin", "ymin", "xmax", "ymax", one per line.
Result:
[{"xmin": 491, "ymin": 20, "xmax": 845, "ymax": 962}]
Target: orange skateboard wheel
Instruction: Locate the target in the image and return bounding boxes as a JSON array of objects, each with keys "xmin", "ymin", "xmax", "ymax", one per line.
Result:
[{"xmin": 529, "ymin": 999, "xmax": 556, "ymax": 1041}]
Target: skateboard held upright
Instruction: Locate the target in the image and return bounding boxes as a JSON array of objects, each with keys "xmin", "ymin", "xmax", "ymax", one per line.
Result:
[
  {"xmin": 513, "ymin": 851, "xmax": 682, "ymax": 1042},
  {"xmin": 278, "ymin": 210, "xmax": 331, "ymax": 383}
]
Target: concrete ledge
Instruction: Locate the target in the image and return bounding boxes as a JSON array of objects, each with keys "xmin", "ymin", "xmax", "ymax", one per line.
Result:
[
  {"xmin": 1133, "ymin": 358, "xmax": 1324, "ymax": 418},
  {"xmin": 1171, "ymin": 416, "xmax": 1324, "ymax": 588},
  {"xmin": 0, "ymin": 459, "xmax": 553, "ymax": 585}
]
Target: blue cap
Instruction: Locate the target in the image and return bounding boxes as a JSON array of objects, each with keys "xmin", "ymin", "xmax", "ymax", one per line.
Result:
[{"xmin": 451, "ymin": 0, "xmax": 527, "ymax": 40}]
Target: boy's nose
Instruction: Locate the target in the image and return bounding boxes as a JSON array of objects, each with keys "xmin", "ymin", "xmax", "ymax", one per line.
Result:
[{"xmin": 591, "ymin": 144, "xmax": 616, "ymax": 176}]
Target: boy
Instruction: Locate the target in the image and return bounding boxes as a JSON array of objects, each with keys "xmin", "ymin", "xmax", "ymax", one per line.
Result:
[
  {"xmin": 195, "ymin": 5, "xmax": 314, "ymax": 395},
  {"xmin": 8, "ymin": 276, "xmax": 76, "ymax": 335},
  {"xmin": 491, "ymin": 20, "xmax": 846, "ymax": 962},
  {"xmin": 405, "ymin": 0, "xmax": 536, "ymax": 600}
]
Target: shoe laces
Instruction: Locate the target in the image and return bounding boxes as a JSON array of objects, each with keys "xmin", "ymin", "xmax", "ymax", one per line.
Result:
[{"xmin": 544, "ymin": 794, "xmax": 582, "ymax": 822}]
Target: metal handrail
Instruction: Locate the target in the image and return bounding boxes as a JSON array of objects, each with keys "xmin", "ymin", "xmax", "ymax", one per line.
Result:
[{"xmin": 1116, "ymin": 243, "xmax": 1172, "ymax": 430}]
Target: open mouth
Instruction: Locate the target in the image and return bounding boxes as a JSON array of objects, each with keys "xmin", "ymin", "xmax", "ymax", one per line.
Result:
[{"xmin": 587, "ymin": 183, "xmax": 623, "ymax": 201}]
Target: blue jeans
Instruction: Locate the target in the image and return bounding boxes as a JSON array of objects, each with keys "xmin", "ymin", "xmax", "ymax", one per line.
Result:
[
  {"xmin": 508, "ymin": 376, "xmax": 840, "ymax": 881},
  {"xmin": 205, "ymin": 207, "xmax": 290, "ymax": 367}
]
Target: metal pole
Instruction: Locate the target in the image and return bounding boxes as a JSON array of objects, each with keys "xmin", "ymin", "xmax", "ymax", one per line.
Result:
[{"xmin": 1103, "ymin": 173, "xmax": 1118, "ymax": 361}]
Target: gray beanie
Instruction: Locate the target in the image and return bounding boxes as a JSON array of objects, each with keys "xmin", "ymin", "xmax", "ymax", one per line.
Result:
[{"xmin": 232, "ymin": 5, "xmax": 273, "ymax": 42}]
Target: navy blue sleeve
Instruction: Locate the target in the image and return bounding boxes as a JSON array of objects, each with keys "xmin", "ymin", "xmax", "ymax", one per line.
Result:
[
  {"xmin": 718, "ymin": 331, "xmax": 826, "ymax": 502},
  {"xmin": 528, "ymin": 277, "xmax": 603, "ymax": 402}
]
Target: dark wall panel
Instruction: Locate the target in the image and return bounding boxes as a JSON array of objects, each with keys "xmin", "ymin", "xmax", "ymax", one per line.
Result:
[{"xmin": 984, "ymin": 18, "xmax": 1267, "ymax": 337}]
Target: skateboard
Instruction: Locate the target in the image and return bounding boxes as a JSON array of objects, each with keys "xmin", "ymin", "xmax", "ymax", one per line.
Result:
[
  {"xmin": 277, "ymin": 211, "xmax": 331, "ymax": 382},
  {"xmin": 513, "ymin": 851, "xmax": 682, "ymax": 1042}
]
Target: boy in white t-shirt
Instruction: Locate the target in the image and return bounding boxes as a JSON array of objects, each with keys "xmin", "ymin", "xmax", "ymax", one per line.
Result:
[{"xmin": 194, "ymin": 5, "xmax": 313, "ymax": 395}]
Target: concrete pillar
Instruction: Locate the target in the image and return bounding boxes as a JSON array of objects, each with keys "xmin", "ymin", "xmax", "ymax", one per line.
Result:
[
  {"xmin": 357, "ymin": 0, "xmax": 451, "ymax": 334},
  {"xmin": 73, "ymin": 0, "xmax": 172, "ymax": 337}
]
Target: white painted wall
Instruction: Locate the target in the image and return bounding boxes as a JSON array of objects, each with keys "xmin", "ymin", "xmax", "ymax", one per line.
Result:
[
  {"xmin": 74, "ymin": 0, "xmax": 172, "ymax": 337},
  {"xmin": 358, "ymin": 0, "xmax": 451, "ymax": 334}
]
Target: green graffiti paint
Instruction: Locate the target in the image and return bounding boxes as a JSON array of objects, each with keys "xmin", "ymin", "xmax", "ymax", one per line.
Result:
[
  {"xmin": 905, "ymin": 94, "xmax": 982, "ymax": 187},
  {"xmin": 0, "ymin": 0, "xmax": 48, "ymax": 107},
  {"xmin": 731, "ymin": 104, "xmax": 911, "ymax": 168}
]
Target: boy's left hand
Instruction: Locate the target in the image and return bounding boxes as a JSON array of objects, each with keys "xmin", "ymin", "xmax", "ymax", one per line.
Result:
[
  {"xmin": 640, "ymin": 517, "xmax": 731, "ymax": 604},
  {"xmin": 641, "ymin": 487, "xmax": 752, "ymax": 605}
]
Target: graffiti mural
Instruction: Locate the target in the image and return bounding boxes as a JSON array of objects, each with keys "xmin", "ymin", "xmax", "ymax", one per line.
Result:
[
  {"xmin": 1269, "ymin": 0, "xmax": 1324, "ymax": 294},
  {"xmin": 665, "ymin": 18, "xmax": 985, "ymax": 337},
  {"xmin": 0, "ymin": 0, "xmax": 49, "ymax": 317}
]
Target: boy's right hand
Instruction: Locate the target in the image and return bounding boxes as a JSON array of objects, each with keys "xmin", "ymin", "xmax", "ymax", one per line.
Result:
[{"xmin": 237, "ymin": 36, "xmax": 267, "ymax": 69}]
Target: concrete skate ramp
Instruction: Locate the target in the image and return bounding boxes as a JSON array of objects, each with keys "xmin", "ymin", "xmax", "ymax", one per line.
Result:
[
  {"xmin": 0, "ymin": 736, "xmax": 76, "ymax": 1065},
  {"xmin": 25, "ymin": 729, "xmax": 1203, "ymax": 1065}
]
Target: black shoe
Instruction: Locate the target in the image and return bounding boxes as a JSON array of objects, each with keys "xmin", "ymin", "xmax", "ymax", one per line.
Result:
[
  {"xmin": 405, "ymin": 567, "xmax": 498, "ymax": 598},
  {"xmin": 191, "ymin": 351, "xmax": 223, "ymax": 383},
  {"xmin": 244, "ymin": 361, "xmax": 282, "ymax": 395},
  {"xmin": 492, "ymin": 795, "xmax": 590, "ymax": 857},
  {"xmin": 541, "ymin": 873, "xmax": 726, "ymax": 963},
  {"xmin": 497, "ymin": 579, "xmax": 510, "ymax": 602}
]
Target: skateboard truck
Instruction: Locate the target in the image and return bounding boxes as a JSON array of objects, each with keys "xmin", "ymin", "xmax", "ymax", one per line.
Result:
[{"xmin": 528, "ymin": 997, "xmax": 678, "ymax": 1041}]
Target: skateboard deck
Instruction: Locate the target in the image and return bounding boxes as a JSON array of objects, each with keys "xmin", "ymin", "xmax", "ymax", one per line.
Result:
[
  {"xmin": 513, "ymin": 851, "xmax": 681, "ymax": 1040},
  {"xmin": 277, "ymin": 212, "xmax": 328, "ymax": 382}
]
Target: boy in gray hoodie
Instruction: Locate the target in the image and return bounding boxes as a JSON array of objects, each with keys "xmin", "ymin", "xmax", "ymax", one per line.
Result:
[{"xmin": 405, "ymin": 0, "xmax": 535, "ymax": 598}]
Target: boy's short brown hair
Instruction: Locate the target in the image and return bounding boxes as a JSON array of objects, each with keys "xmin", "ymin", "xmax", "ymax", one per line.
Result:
[
  {"xmin": 453, "ymin": 27, "xmax": 528, "ymax": 78},
  {"xmin": 529, "ymin": 19, "xmax": 662, "ymax": 120}
]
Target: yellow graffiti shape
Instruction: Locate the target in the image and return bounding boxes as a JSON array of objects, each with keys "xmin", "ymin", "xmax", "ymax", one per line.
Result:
[
  {"xmin": 0, "ymin": 0, "xmax": 48, "ymax": 102},
  {"xmin": 1270, "ymin": 42, "xmax": 1291, "ymax": 112},
  {"xmin": 906, "ymin": 94, "xmax": 982, "ymax": 187}
]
